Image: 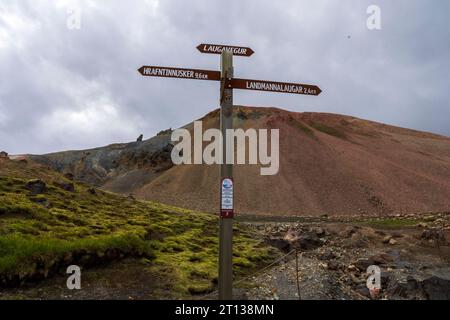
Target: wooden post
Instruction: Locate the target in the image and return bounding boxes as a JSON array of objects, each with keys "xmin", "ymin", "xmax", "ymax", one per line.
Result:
[
  {"xmin": 295, "ymin": 249, "xmax": 302, "ymax": 300},
  {"xmin": 218, "ymin": 49, "xmax": 233, "ymax": 300}
]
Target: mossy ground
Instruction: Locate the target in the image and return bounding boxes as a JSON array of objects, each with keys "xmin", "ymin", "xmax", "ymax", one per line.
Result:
[{"xmin": 0, "ymin": 160, "xmax": 277, "ymax": 297}]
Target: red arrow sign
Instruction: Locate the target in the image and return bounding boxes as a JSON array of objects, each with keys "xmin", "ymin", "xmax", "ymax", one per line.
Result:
[
  {"xmin": 228, "ymin": 78, "xmax": 322, "ymax": 96},
  {"xmin": 138, "ymin": 66, "xmax": 221, "ymax": 81},
  {"xmin": 197, "ymin": 44, "xmax": 254, "ymax": 57}
]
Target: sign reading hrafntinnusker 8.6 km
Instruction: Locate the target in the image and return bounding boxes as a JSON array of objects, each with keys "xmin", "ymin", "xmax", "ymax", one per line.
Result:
[{"xmin": 138, "ymin": 66, "xmax": 220, "ymax": 81}]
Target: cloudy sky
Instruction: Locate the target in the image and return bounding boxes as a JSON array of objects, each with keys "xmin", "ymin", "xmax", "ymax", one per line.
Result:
[{"xmin": 0, "ymin": 0, "xmax": 449, "ymax": 154}]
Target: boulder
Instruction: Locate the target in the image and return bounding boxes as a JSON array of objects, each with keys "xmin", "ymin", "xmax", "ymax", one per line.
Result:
[
  {"xmin": 319, "ymin": 249, "xmax": 337, "ymax": 261},
  {"xmin": 295, "ymin": 232, "xmax": 324, "ymax": 250},
  {"xmin": 420, "ymin": 276, "xmax": 450, "ymax": 300},
  {"xmin": 354, "ymin": 253, "xmax": 394, "ymax": 271},
  {"xmin": 385, "ymin": 276, "xmax": 450, "ymax": 300},
  {"xmin": 267, "ymin": 238, "xmax": 291, "ymax": 252},
  {"xmin": 25, "ymin": 179, "xmax": 47, "ymax": 194}
]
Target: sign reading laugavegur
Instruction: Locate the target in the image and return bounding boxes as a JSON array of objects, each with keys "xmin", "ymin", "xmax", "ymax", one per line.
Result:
[
  {"xmin": 138, "ymin": 66, "xmax": 221, "ymax": 81},
  {"xmin": 197, "ymin": 43, "xmax": 254, "ymax": 57}
]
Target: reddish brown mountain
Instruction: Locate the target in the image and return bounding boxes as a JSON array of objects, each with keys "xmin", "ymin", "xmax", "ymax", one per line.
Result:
[{"xmin": 30, "ymin": 106, "xmax": 450, "ymax": 216}]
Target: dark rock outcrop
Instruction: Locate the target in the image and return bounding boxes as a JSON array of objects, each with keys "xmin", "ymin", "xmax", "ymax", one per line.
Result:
[{"xmin": 25, "ymin": 179, "xmax": 47, "ymax": 194}]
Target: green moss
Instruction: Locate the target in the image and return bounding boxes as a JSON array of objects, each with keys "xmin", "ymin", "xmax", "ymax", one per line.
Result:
[{"xmin": 0, "ymin": 167, "xmax": 277, "ymax": 297}]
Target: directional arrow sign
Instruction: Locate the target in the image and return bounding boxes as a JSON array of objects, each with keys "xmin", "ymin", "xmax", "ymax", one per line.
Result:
[
  {"xmin": 197, "ymin": 44, "xmax": 254, "ymax": 57},
  {"xmin": 229, "ymin": 78, "xmax": 322, "ymax": 96},
  {"xmin": 138, "ymin": 66, "xmax": 221, "ymax": 81}
]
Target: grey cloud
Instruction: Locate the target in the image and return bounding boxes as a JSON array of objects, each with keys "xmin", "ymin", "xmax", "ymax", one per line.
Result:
[{"xmin": 0, "ymin": 0, "xmax": 449, "ymax": 155}]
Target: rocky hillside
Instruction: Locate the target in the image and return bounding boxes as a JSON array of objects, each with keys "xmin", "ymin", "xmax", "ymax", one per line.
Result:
[{"xmin": 28, "ymin": 106, "xmax": 450, "ymax": 216}]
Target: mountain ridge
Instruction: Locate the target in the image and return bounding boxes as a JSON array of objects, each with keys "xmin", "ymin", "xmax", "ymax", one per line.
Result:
[{"xmin": 26, "ymin": 106, "xmax": 450, "ymax": 216}]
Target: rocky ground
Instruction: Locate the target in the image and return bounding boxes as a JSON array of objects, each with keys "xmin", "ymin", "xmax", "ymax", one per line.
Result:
[{"xmin": 238, "ymin": 213, "xmax": 450, "ymax": 300}]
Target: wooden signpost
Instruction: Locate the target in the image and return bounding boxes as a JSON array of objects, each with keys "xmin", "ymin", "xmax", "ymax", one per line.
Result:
[{"xmin": 138, "ymin": 43, "xmax": 322, "ymax": 301}]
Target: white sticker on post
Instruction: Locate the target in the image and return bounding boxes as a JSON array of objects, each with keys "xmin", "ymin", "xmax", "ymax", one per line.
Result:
[{"xmin": 221, "ymin": 178, "xmax": 234, "ymax": 218}]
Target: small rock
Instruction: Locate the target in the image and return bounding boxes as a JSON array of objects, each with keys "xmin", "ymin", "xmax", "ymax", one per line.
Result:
[
  {"xmin": 54, "ymin": 181, "xmax": 75, "ymax": 192},
  {"xmin": 369, "ymin": 287, "xmax": 381, "ymax": 299},
  {"xmin": 314, "ymin": 227, "xmax": 325, "ymax": 237},
  {"xmin": 354, "ymin": 253, "xmax": 393, "ymax": 271},
  {"xmin": 382, "ymin": 236, "xmax": 392, "ymax": 244},
  {"xmin": 354, "ymin": 239, "xmax": 369, "ymax": 248},
  {"xmin": 417, "ymin": 222, "xmax": 428, "ymax": 228},
  {"xmin": 327, "ymin": 261, "xmax": 340, "ymax": 271},
  {"xmin": 348, "ymin": 264, "xmax": 357, "ymax": 272},
  {"xmin": 319, "ymin": 249, "xmax": 337, "ymax": 261},
  {"xmin": 64, "ymin": 172, "xmax": 74, "ymax": 181},
  {"xmin": 342, "ymin": 226, "xmax": 358, "ymax": 237},
  {"xmin": 389, "ymin": 238, "xmax": 397, "ymax": 245},
  {"xmin": 354, "ymin": 259, "xmax": 372, "ymax": 271},
  {"xmin": 391, "ymin": 232, "xmax": 404, "ymax": 238}
]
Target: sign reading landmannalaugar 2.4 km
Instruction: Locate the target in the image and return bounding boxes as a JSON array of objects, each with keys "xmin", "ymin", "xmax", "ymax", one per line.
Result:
[
  {"xmin": 228, "ymin": 78, "xmax": 322, "ymax": 96},
  {"xmin": 138, "ymin": 66, "xmax": 221, "ymax": 81}
]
